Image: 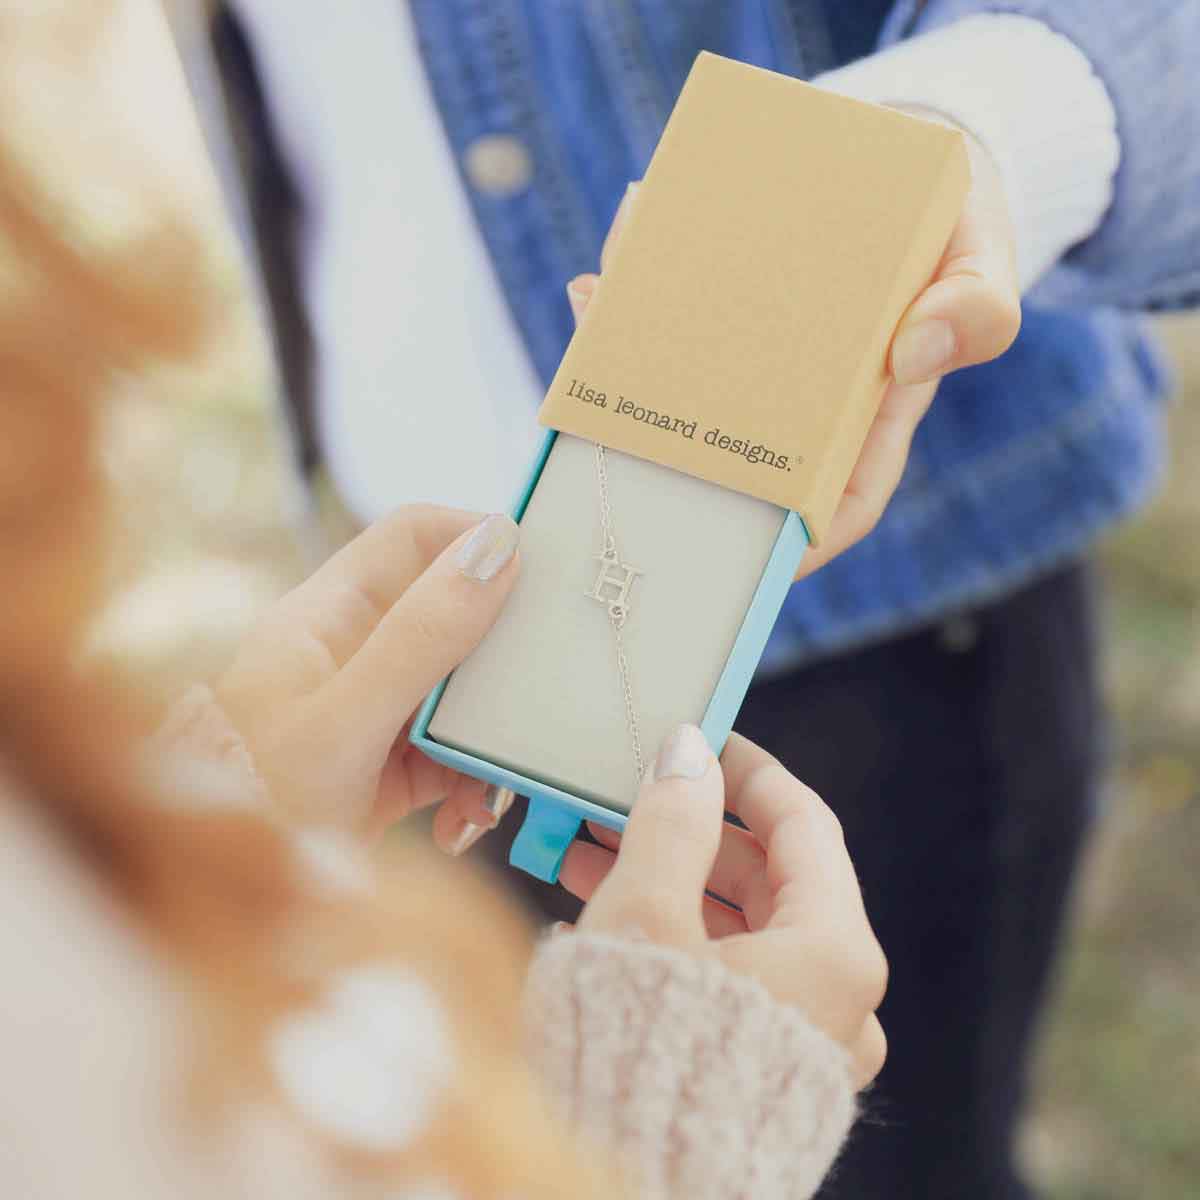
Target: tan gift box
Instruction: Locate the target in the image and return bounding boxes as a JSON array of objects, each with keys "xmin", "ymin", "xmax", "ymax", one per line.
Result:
[{"xmin": 411, "ymin": 53, "xmax": 969, "ymax": 881}]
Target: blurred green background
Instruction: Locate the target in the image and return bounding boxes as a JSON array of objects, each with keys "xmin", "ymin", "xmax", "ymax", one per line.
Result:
[{"xmin": 1017, "ymin": 314, "xmax": 1200, "ymax": 1200}]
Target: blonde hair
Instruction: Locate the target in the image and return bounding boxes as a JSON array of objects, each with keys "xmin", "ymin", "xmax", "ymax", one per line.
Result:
[{"xmin": 0, "ymin": 4, "xmax": 597, "ymax": 1193}]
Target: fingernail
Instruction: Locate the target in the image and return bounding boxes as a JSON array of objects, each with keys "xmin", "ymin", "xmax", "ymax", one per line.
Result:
[
  {"xmin": 566, "ymin": 275, "xmax": 595, "ymax": 323},
  {"xmin": 456, "ymin": 514, "xmax": 519, "ymax": 582},
  {"xmin": 607, "ymin": 182, "xmax": 639, "ymax": 235},
  {"xmin": 450, "ymin": 820, "xmax": 487, "ymax": 856},
  {"xmin": 550, "ymin": 921, "xmax": 572, "ymax": 937},
  {"xmin": 891, "ymin": 318, "xmax": 956, "ymax": 385},
  {"xmin": 653, "ymin": 723, "xmax": 712, "ymax": 782},
  {"xmin": 483, "ymin": 785, "xmax": 517, "ymax": 825}
]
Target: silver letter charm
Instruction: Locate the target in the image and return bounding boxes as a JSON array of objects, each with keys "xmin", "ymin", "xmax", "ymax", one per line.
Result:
[{"xmin": 587, "ymin": 546, "xmax": 642, "ymax": 627}]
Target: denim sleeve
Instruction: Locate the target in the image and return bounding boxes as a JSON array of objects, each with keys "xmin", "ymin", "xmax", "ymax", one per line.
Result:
[{"xmin": 905, "ymin": 0, "xmax": 1200, "ymax": 312}]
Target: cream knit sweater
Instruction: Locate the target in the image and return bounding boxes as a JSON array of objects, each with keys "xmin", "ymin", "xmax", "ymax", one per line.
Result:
[{"xmin": 0, "ymin": 689, "xmax": 856, "ymax": 1199}]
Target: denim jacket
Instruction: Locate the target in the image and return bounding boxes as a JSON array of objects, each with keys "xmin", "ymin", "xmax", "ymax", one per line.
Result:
[{"xmin": 226, "ymin": 0, "xmax": 1200, "ymax": 672}]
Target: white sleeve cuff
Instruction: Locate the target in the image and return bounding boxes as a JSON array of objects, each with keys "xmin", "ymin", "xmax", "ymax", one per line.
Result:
[{"xmin": 814, "ymin": 14, "xmax": 1121, "ymax": 291}]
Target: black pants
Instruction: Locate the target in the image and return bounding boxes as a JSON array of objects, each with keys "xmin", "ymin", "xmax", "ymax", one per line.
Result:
[{"xmin": 487, "ymin": 563, "xmax": 1102, "ymax": 1200}]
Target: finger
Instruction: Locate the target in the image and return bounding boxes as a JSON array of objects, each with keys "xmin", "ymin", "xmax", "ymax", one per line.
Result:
[
  {"xmin": 306, "ymin": 514, "xmax": 520, "ymax": 760},
  {"xmin": 586, "ymin": 820, "xmax": 620, "ymax": 851},
  {"xmin": 702, "ymin": 895, "xmax": 749, "ymax": 939},
  {"xmin": 890, "ymin": 142, "xmax": 1020, "ymax": 386},
  {"xmin": 718, "ymin": 735, "xmax": 867, "ymax": 928},
  {"xmin": 702, "ymin": 823, "xmax": 773, "ymax": 929},
  {"xmin": 599, "ymin": 180, "xmax": 640, "ymax": 274},
  {"xmin": 281, "ymin": 505, "xmax": 482, "ymax": 670},
  {"xmin": 577, "ymin": 724, "xmax": 724, "ymax": 943},
  {"xmin": 566, "ymin": 273, "xmax": 598, "ymax": 324},
  {"xmin": 369, "ymin": 735, "xmax": 455, "ymax": 836},
  {"xmin": 589, "ymin": 816, "xmax": 773, "ymax": 931},
  {"xmin": 560, "ymin": 839, "xmax": 616, "ymax": 900},
  {"xmin": 719, "ymin": 922, "xmax": 885, "ymax": 1045},
  {"xmin": 562, "ymin": 841, "xmax": 748, "ymax": 937},
  {"xmin": 851, "ymin": 1014, "xmax": 888, "ymax": 1090},
  {"xmin": 794, "ymin": 378, "xmax": 937, "ymax": 579},
  {"xmin": 432, "ymin": 774, "xmax": 500, "ymax": 857}
]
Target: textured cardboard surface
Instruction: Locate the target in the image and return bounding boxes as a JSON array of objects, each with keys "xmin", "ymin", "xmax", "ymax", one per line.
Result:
[{"xmin": 539, "ymin": 52, "xmax": 969, "ymax": 543}]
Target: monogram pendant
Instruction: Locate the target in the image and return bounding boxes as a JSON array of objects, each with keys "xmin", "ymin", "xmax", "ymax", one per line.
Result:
[{"xmin": 587, "ymin": 544, "xmax": 642, "ymax": 628}]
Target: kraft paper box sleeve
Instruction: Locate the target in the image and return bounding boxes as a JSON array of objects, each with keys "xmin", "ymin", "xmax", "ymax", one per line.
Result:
[
  {"xmin": 540, "ymin": 51, "xmax": 968, "ymax": 544},
  {"xmin": 411, "ymin": 53, "xmax": 969, "ymax": 882}
]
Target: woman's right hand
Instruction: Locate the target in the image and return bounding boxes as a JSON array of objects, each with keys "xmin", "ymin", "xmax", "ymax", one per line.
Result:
[{"xmin": 560, "ymin": 725, "xmax": 887, "ymax": 1089}]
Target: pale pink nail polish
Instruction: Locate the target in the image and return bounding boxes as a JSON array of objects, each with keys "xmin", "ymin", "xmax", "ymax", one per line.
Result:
[
  {"xmin": 653, "ymin": 724, "xmax": 712, "ymax": 781},
  {"xmin": 566, "ymin": 276, "xmax": 595, "ymax": 323},
  {"xmin": 450, "ymin": 820, "xmax": 487, "ymax": 856},
  {"xmin": 456, "ymin": 514, "xmax": 519, "ymax": 582},
  {"xmin": 483, "ymin": 785, "xmax": 517, "ymax": 824}
]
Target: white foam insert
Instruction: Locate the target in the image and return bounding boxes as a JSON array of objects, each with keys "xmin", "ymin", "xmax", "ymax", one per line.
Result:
[{"xmin": 428, "ymin": 434, "xmax": 788, "ymax": 813}]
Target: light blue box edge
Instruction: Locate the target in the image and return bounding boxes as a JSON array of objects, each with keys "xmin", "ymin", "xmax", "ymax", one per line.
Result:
[{"xmin": 409, "ymin": 430, "xmax": 810, "ymax": 884}]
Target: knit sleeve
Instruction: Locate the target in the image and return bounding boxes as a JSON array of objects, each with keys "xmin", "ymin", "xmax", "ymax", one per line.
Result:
[
  {"xmin": 524, "ymin": 933, "xmax": 857, "ymax": 1200},
  {"xmin": 897, "ymin": 0, "xmax": 1200, "ymax": 311},
  {"xmin": 816, "ymin": 14, "xmax": 1120, "ymax": 293}
]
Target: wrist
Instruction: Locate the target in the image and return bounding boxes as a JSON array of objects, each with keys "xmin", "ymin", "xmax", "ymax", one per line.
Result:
[
  {"xmin": 525, "ymin": 933, "xmax": 857, "ymax": 1198},
  {"xmin": 816, "ymin": 14, "xmax": 1120, "ymax": 289}
]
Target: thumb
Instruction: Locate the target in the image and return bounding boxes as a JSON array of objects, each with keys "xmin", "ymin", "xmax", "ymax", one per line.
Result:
[
  {"xmin": 580, "ymin": 724, "xmax": 725, "ymax": 944},
  {"xmin": 307, "ymin": 514, "xmax": 520, "ymax": 758},
  {"xmin": 890, "ymin": 137, "xmax": 1021, "ymax": 386}
]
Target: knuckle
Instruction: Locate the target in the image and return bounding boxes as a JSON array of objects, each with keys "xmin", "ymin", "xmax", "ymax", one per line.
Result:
[
  {"xmin": 727, "ymin": 843, "xmax": 768, "ymax": 910},
  {"xmin": 803, "ymin": 787, "xmax": 844, "ymax": 844},
  {"xmin": 739, "ymin": 758, "xmax": 792, "ymax": 810},
  {"xmin": 941, "ymin": 250, "xmax": 988, "ymax": 284},
  {"xmin": 608, "ymin": 882, "xmax": 694, "ymax": 945},
  {"xmin": 845, "ymin": 500, "xmax": 880, "ymax": 544},
  {"xmin": 839, "ymin": 938, "xmax": 888, "ymax": 1014},
  {"xmin": 994, "ymin": 294, "xmax": 1023, "ymax": 352},
  {"xmin": 407, "ymin": 605, "xmax": 452, "ymax": 655},
  {"xmin": 816, "ymin": 928, "xmax": 887, "ymax": 1016},
  {"xmin": 388, "ymin": 503, "xmax": 461, "ymax": 562},
  {"xmin": 857, "ymin": 938, "xmax": 890, "ymax": 1011},
  {"xmin": 852, "ymin": 509, "xmax": 882, "ymax": 544},
  {"xmin": 384, "ymin": 502, "xmax": 437, "ymax": 540},
  {"xmin": 858, "ymin": 1022, "xmax": 888, "ymax": 1087},
  {"xmin": 642, "ymin": 791, "xmax": 719, "ymax": 851}
]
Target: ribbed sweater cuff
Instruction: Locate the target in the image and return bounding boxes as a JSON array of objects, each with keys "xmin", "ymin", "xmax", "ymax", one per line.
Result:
[
  {"xmin": 524, "ymin": 934, "xmax": 856, "ymax": 1200},
  {"xmin": 815, "ymin": 13, "xmax": 1120, "ymax": 290}
]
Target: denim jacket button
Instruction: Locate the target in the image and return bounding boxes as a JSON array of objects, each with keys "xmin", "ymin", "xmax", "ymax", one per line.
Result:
[{"xmin": 463, "ymin": 134, "xmax": 533, "ymax": 196}]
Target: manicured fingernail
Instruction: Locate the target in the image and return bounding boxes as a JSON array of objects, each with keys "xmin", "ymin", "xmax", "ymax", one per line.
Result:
[
  {"xmin": 450, "ymin": 820, "xmax": 487, "ymax": 856},
  {"xmin": 550, "ymin": 921, "xmax": 572, "ymax": 937},
  {"xmin": 653, "ymin": 723, "xmax": 712, "ymax": 782},
  {"xmin": 607, "ymin": 182, "xmax": 640, "ymax": 238},
  {"xmin": 456, "ymin": 514, "xmax": 519, "ymax": 582},
  {"xmin": 566, "ymin": 275, "xmax": 595, "ymax": 323},
  {"xmin": 891, "ymin": 318, "xmax": 956, "ymax": 385},
  {"xmin": 483, "ymin": 785, "xmax": 517, "ymax": 824}
]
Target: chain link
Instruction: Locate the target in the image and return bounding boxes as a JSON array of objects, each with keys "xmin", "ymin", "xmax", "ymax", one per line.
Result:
[
  {"xmin": 595, "ymin": 439, "xmax": 618, "ymax": 559},
  {"xmin": 594, "ymin": 444, "xmax": 646, "ymax": 782}
]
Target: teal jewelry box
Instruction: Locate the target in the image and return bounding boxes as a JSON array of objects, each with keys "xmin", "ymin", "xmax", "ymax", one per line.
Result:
[
  {"xmin": 409, "ymin": 429, "xmax": 809, "ymax": 883},
  {"xmin": 410, "ymin": 52, "xmax": 967, "ymax": 883}
]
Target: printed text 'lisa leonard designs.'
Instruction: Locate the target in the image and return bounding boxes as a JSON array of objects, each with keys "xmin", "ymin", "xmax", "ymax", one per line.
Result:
[{"xmin": 565, "ymin": 379, "xmax": 797, "ymax": 472}]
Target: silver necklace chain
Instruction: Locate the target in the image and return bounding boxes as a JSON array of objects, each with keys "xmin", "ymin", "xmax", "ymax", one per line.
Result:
[{"xmin": 589, "ymin": 443, "xmax": 645, "ymax": 782}]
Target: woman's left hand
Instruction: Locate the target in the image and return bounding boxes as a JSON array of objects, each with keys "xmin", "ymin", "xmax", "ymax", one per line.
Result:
[{"xmin": 215, "ymin": 507, "xmax": 520, "ymax": 852}]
